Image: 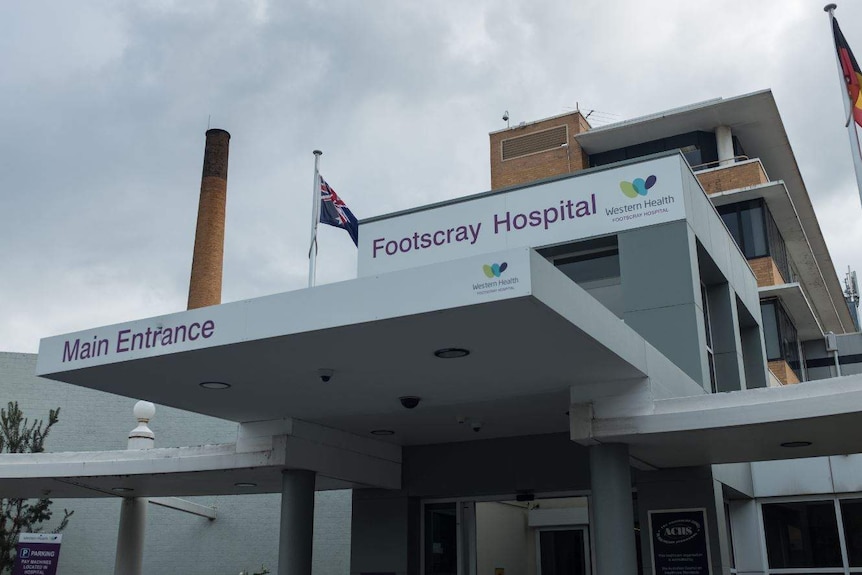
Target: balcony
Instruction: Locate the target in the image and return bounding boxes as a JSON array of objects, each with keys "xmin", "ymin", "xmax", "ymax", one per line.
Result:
[{"xmin": 694, "ymin": 158, "xmax": 769, "ymax": 195}]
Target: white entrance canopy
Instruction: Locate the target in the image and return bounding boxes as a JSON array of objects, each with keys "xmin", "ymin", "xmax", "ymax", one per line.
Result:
[
  {"xmin": 37, "ymin": 248, "xmax": 699, "ymax": 446},
  {"xmin": 572, "ymin": 373, "xmax": 862, "ymax": 468},
  {"xmin": 0, "ymin": 418, "xmax": 401, "ymax": 499},
  {"xmin": 7, "ymin": 247, "xmax": 862, "ymax": 499}
]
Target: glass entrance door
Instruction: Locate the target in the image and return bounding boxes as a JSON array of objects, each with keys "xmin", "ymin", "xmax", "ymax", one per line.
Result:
[
  {"xmin": 537, "ymin": 528, "xmax": 590, "ymax": 575},
  {"xmin": 425, "ymin": 503, "xmax": 458, "ymax": 575}
]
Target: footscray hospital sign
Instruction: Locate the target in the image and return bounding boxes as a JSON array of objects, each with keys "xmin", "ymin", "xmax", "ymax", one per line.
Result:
[{"xmin": 358, "ymin": 154, "xmax": 688, "ymax": 276}]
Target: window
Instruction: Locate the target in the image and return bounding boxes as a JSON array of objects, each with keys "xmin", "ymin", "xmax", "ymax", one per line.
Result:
[
  {"xmin": 717, "ymin": 200, "xmax": 791, "ymax": 283},
  {"xmin": 554, "ymin": 249, "xmax": 620, "ymax": 285},
  {"xmin": 841, "ymin": 499, "xmax": 862, "ymax": 567},
  {"xmin": 541, "ymin": 236, "xmax": 623, "ymax": 317},
  {"xmin": 762, "ymin": 501, "xmax": 842, "ymax": 569},
  {"xmin": 589, "ymin": 131, "xmax": 719, "ymax": 171},
  {"xmin": 760, "ymin": 497, "xmax": 862, "ymax": 574},
  {"xmin": 760, "ymin": 298, "xmax": 801, "ymax": 378},
  {"xmin": 702, "ymin": 283, "xmax": 717, "ymax": 392}
]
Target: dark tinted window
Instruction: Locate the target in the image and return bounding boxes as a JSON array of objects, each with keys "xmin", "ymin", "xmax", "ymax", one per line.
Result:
[
  {"xmin": 761, "ymin": 301, "xmax": 781, "ymax": 361},
  {"xmin": 590, "ymin": 131, "xmax": 718, "ymax": 170},
  {"xmin": 842, "ymin": 499, "xmax": 862, "ymax": 566},
  {"xmin": 555, "ymin": 250, "xmax": 620, "ymax": 284},
  {"xmin": 763, "ymin": 501, "xmax": 842, "ymax": 568}
]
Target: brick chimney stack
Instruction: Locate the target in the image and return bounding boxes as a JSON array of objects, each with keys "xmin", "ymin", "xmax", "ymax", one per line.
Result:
[{"xmin": 187, "ymin": 128, "xmax": 230, "ymax": 310}]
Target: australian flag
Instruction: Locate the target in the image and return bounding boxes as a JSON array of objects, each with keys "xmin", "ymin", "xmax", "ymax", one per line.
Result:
[{"xmin": 319, "ymin": 176, "xmax": 359, "ymax": 246}]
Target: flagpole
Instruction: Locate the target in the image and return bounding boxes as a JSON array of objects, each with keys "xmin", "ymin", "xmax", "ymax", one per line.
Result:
[
  {"xmin": 309, "ymin": 150, "xmax": 322, "ymax": 287},
  {"xmin": 825, "ymin": 3, "xmax": 862, "ymax": 208}
]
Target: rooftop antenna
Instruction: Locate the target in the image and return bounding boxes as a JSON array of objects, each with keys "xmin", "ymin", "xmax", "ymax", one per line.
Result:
[
  {"xmin": 502, "ymin": 110, "xmax": 510, "ymax": 128},
  {"xmin": 845, "ymin": 266, "xmax": 859, "ymax": 305},
  {"xmin": 207, "ymin": 114, "xmax": 211, "ymax": 130}
]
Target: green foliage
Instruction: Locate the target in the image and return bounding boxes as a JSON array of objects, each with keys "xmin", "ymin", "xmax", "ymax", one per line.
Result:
[{"xmin": 0, "ymin": 402, "xmax": 73, "ymax": 574}]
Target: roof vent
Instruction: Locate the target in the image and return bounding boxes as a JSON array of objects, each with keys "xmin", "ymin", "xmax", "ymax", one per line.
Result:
[{"xmin": 502, "ymin": 125, "xmax": 568, "ymax": 161}]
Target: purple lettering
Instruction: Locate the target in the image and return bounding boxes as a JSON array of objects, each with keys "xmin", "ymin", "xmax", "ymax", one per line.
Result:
[
  {"xmin": 543, "ymin": 207, "xmax": 558, "ymax": 229},
  {"xmin": 117, "ymin": 329, "xmax": 131, "ymax": 353},
  {"xmin": 202, "ymin": 320, "xmax": 215, "ymax": 338},
  {"xmin": 494, "ymin": 212, "xmax": 510, "ymax": 234},
  {"xmin": 385, "ymin": 241, "xmax": 397, "ymax": 255},
  {"xmin": 131, "ymin": 332, "xmax": 144, "ymax": 350},
  {"xmin": 188, "ymin": 322, "xmax": 201, "ymax": 341},
  {"xmin": 63, "ymin": 339, "xmax": 80, "ymax": 362},
  {"xmin": 513, "ymin": 214, "xmax": 527, "ymax": 230},
  {"xmin": 372, "ymin": 238, "xmax": 385, "ymax": 258}
]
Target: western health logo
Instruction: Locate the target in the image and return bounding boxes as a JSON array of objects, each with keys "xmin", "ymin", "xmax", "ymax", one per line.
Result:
[
  {"xmin": 482, "ymin": 262, "xmax": 508, "ymax": 278},
  {"xmin": 620, "ymin": 175, "xmax": 657, "ymax": 198}
]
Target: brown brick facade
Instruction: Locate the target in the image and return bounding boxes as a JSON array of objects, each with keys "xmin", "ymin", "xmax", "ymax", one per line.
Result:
[
  {"xmin": 490, "ymin": 112, "xmax": 590, "ymax": 190},
  {"xmin": 768, "ymin": 360, "xmax": 801, "ymax": 385},
  {"xmin": 748, "ymin": 256, "xmax": 786, "ymax": 287},
  {"xmin": 696, "ymin": 161, "xmax": 769, "ymax": 195}
]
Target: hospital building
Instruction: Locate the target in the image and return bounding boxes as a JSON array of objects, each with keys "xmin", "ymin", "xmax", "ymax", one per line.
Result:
[{"xmin": 3, "ymin": 89, "xmax": 862, "ymax": 575}]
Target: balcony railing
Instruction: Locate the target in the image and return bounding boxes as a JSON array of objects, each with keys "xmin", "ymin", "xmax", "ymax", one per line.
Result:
[{"xmin": 693, "ymin": 158, "xmax": 770, "ymax": 195}]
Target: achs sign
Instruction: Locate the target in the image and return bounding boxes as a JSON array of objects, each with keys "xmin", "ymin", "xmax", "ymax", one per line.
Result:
[{"xmin": 648, "ymin": 508, "xmax": 712, "ymax": 575}]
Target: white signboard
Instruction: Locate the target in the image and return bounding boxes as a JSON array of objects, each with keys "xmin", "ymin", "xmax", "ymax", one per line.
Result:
[
  {"xmin": 37, "ymin": 248, "xmax": 534, "ymax": 376},
  {"xmin": 359, "ymin": 154, "xmax": 687, "ymax": 276}
]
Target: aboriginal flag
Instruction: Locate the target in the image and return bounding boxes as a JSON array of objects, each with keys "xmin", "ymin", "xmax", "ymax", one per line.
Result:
[{"xmin": 833, "ymin": 17, "xmax": 862, "ymax": 127}]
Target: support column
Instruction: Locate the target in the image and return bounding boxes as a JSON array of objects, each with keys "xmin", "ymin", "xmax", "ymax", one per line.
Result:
[
  {"xmin": 590, "ymin": 443, "xmax": 637, "ymax": 575},
  {"xmin": 113, "ymin": 401, "xmax": 155, "ymax": 575},
  {"xmin": 716, "ymin": 125, "xmax": 734, "ymax": 166},
  {"xmin": 114, "ymin": 498, "xmax": 147, "ymax": 574},
  {"xmin": 279, "ymin": 469, "xmax": 316, "ymax": 575}
]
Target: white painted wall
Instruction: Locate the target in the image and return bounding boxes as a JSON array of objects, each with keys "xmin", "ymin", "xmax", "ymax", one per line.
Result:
[{"xmin": 476, "ymin": 502, "xmax": 535, "ymax": 575}]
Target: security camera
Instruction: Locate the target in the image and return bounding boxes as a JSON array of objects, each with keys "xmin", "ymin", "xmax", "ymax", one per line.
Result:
[
  {"xmin": 318, "ymin": 368, "xmax": 334, "ymax": 383},
  {"xmin": 399, "ymin": 396, "xmax": 421, "ymax": 409},
  {"xmin": 502, "ymin": 111, "xmax": 509, "ymax": 122},
  {"xmin": 470, "ymin": 421, "xmax": 483, "ymax": 432}
]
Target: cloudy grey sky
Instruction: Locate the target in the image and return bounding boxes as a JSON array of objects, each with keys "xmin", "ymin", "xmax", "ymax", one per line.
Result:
[{"xmin": 2, "ymin": 0, "xmax": 862, "ymax": 352}]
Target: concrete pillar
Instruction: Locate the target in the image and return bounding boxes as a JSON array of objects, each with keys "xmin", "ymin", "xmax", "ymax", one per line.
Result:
[
  {"xmin": 188, "ymin": 128, "xmax": 230, "ymax": 310},
  {"xmin": 279, "ymin": 469, "xmax": 316, "ymax": 575},
  {"xmin": 113, "ymin": 401, "xmax": 155, "ymax": 575},
  {"xmin": 716, "ymin": 125, "xmax": 734, "ymax": 166},
  {"xmin": 114, "ymin": 498, "xmax": 147, "ymax": 575},
  {"xmin": 589, "ymin": 443, "xmax": 637, "ymax": 575}
]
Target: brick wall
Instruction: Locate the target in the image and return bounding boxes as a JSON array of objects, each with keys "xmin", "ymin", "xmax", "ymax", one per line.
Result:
[
  {"xmin": 490, "ymin": 112, "xmax": 590, "ymax": 190},
  {"xmin": 768, "ymin": 359, "xmax": 801, "ymax": 385},
  {"xmin": 0, "ymin": 352, "xmax": 352, "ymax": 575},
  {"xmin": 748, "ymin": 256, "xmax": 785, "ymax": 287},
  {"xmin": 696, "ymin": 160, "xmax": 769, "ymax": 195}
]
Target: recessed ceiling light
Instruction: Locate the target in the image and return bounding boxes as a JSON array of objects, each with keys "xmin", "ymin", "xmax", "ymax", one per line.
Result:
[
  {"xmin": 780, "ymin": 441, "xmax": 812, "ymax": 448},
  {"xmin": 199, "ymin": 381, "xmax": 231, "ymax": 390},
  {"xmin": 112, "ymin": 487, "xmax": 134, "ymax": 493},
  {"xmin": 234, "ymin": 482, "xmax": 257, "ymax": 488},
  {"xmin": 434, "ymin": 348, "xmax": 470, "ymax": 359},
  {"xmin": 370, "ymin": 429, "xmax": 395, "ymax": 436}
]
